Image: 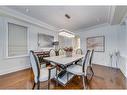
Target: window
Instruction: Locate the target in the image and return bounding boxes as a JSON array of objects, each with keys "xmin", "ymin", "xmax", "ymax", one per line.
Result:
[
  {"xmin": 73, "ymin": 36, "xmax": 80, "ymax": 49},
  {"xmin": 8, "ymin": 23, "xmax": 28, "ymax": 57},
  {"xmin": 77, "ymin": 37, "xmax": 80, "ymax": 49}
]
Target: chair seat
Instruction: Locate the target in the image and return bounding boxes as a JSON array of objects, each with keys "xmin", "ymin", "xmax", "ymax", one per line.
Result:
[
  {"xmin": 50, "ymin": 62, "xmax": 56, "ymax": 66},
  {"xmin": 77, "ymin": 59, "xmax": 82, "ymax": 65},
  {"xmin": 66, "ymin": 64, "xmax": 85, "ymax": 75},
  {"xmin": 34, "ymin": 67, "xmax": 56, "ymax": 83}
]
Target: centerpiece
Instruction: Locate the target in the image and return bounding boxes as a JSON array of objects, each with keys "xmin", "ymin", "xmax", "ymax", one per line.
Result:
[{"xmin": 64, "ymin": 47, "xmax": 73, "ymax": 57}]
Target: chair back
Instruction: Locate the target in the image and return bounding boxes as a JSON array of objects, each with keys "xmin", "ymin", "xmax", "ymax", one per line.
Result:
[
  {"xmin": 89, "ymin": 49, "xmax": 94, "ymax": 66},
  {"xmin": 29, "ymin": 50, "xmax": 40, "ymax": 83},
  {"xmin": 76, "ymin": 49, "xmax": 83, "ymax": 55},
  {"xmin": 49, "ymin": 49, "xmax": 56, "ymax": 57},
  {"xmin": 82, "ymin": 50, "xmax": 91, "ymax": 72},
  {"xmin": 58, "ymin": 48, "xmax": 65, "ymax": 56}
]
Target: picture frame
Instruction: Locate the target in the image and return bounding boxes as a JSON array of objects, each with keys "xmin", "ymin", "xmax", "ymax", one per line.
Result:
[
  {"xmin": 86, "ymin": 36, "xmax": 105, "ymax": 52},
  {"xmin": 38, "ymin": 33, "xmax": 54, "ymax": 48}
]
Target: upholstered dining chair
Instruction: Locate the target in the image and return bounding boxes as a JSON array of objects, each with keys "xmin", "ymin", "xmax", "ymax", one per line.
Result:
[
  {"xmin": 66, "ymin": 50, "xmax": 94, "ymax": 89},
  {"xmin": 86, "ymin": 49, "xmax": 94, "ymax": 83},
  {"xmin": 49, "ymin": 49, "xmax": 56, "ymax": 57},
  {"xmin": 58, "ymin": 48, "xmax": 65, "ymax": 56},
  {"xmin": 75, "ymin": 49, "xmax": 83, "ymax": 65},
  {"xmin": 30, "ymin": 50, "xmax": 57, "ymax": 89},
  {"xmin": 49, "ymin": 49, "xmax": 56, "ymax": 66},
  {"xmin": 76, "ymin": 49, "xmax": 83, "ymax": 55}
]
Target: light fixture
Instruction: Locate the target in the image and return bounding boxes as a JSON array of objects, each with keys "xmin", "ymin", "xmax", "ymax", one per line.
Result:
[
  {"xmin": 65, "ymin": 14, "xmax": 71, "ymax": 19},
  {"xmin": 52, "ymin": 41, "xmax": 59, "ymax": 45},
  {"xmin": 59, "ymin": 29, "xmax": 75, "ymax": 38}
]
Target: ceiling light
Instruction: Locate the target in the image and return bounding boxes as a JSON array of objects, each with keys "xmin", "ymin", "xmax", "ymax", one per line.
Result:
[
  {"xmin": 59, "ymin": 29, "xmax": 75, "ymax": 38},
  {"xmin": 59, "ymin": 32, "xmax": 75, "ymax": 38}
]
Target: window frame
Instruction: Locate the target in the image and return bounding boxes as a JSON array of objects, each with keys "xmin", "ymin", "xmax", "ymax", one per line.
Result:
[{"xmin": 5, "ymin": 19, "xmax": 29, "ymax": 58}]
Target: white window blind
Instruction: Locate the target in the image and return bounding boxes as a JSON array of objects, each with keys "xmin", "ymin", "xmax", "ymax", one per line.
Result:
[{"xmin": 8, "ymin": 23, "xmax": 27, "ymax": 57}]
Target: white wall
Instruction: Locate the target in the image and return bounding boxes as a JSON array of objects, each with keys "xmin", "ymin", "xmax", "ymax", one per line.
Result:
[
  {"xmin": 75, "ymin": 25, "xmax": 119, "ymax": 67},
  {"xmin": 75, "ymin": 24, "xmax": 127, "ymax": 77},
  {"xmin": 0, "ymin": 16, "xmax": 58, "ymax": 75},
  {"xmin": 117, "ymin": 23, "xmax": 127, "ymax": 77}
]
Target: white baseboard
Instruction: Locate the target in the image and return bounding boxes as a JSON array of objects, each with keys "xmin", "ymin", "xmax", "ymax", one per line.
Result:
[
  {"xmin": 93, "ymin": 63, "xmax": 127, "ymax": 78},
  {"xmin": 0, "ymin": 65, "xmax": 31, "ymax": 75},
  {"xmin": 119, "ymin": 55, "xmax": 127, "ymax": 78},
  {"xmin": 120, "ymin": 69, "xmax": 127, "ymax": 78}
]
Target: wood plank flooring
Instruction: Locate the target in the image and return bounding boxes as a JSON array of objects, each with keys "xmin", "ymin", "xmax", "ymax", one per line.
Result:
[{"xmin": 0, "ymin": 64, "xmax": 126, "ymax": 89}]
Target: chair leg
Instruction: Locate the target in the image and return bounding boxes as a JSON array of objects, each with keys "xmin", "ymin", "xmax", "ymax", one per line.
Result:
[
  {"xmin": 67, "ymin": 72, "xmax": 69, "ymax": 82},
  {"xmin": 32, "ymin": 82, "xmax": 36, "ymax": 89},
  {"xmin": 89, "ymin": 67, "xmax": 94, "ymax": 81},
  {"xmin": 56, "ymin": 67, "xmax": 58, "ymax": 86},
  {"xmin": 91, "ymin": 67, "xmax": 94, "ymax": 78},
  {"xmin": 37, "ymin": 81, "xmax": 40, "ymax": 89},
  {"xmin": 48, "ymin": 79, "xmax": 50, "ymax": 89},
  {"xmin": 82, "ymin": 76, "xmax": 85, "ymax": 89},
  {"xmin": 85, "ymin": 76, "xmax": 89, "ymax": 89}
]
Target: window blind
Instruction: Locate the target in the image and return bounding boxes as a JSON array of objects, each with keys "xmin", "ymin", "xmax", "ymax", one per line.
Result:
[{"xmin": 8, "ymin": 23, "xmax": 27, "ymax": 56}]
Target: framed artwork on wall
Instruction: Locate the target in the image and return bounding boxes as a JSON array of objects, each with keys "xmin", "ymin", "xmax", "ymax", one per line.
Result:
[
  {"xmin": 86, "ymin": 36, "xmax": 105, "ymax": 52},
  {"xmin": 38, "ymin": 33, "xmax": 54, "ymax": 48}
]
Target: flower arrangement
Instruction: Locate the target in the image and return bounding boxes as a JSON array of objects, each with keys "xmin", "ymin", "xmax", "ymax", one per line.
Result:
[
  {"xmin": 64, "ymin": 47, "xmax": 73, "ymax": 52},
  {"xmin": 64, "ymin": 47, "xmax": 73, "ymax": 57}
]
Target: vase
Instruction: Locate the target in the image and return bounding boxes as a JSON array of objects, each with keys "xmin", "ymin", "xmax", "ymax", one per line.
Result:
[{"xmin": 66, "ymin": 51, "xmax": 72, "ymax": 57}]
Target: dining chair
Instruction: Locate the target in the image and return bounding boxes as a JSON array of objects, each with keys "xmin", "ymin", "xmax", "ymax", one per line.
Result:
[
  {"xmin": 76, "ymin": 49, "xmax": 83, "ymax": 55},
  {"xmin": 58, "ymin": 48, "xmax": 65, "ymax": 56},
  {"xmin": 66, "ymin": 50, "xmax": 94, "ymax": 89},
  {"xmin": 75, "ymin": 49, "xmax": 83, "ymax": 65},
  {"xmin": 86, "ymin": 49, "xmax": 94, "ymax": 83},
  {"xmin": 30, "ymin": 50, "xmax": 57, "ymax": 89},
  {"xmin": 49, "ymin": 49, "xmax": 56, "ymax": 66},
  {"xmin": 49, "ymin": 49, "xmax": 56, "ymax": 56}
]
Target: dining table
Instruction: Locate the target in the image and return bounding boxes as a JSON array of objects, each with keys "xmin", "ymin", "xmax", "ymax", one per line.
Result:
[{"xmin": 43, "ymin": 54, "xmax": 84, "ymax": 86}]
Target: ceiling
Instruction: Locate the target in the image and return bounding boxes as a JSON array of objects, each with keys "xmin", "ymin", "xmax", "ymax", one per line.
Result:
[{"xmin": 7, "ymin": 6, "xmax": 127, "ymax": 31}]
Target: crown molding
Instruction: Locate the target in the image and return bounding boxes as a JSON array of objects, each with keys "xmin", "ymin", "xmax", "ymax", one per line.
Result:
[
  {"xmin": 74, "ymin": 23, "xmax": 109, "ymax": 33},
  {"xmin": 120, "ymin": 12, "xmax": 127, "ymax": 25},
  {"xmin": 107, "ymin": 6, "xmax": 116, "ymax": 25},
  {"xmin": 0, "ymin": 7, "xmax": 59, "ymax": 32}
]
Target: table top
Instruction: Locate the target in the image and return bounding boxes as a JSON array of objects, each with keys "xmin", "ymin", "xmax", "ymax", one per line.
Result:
[{"xmin": 43, "ymin": 54, "xmax": 84, "ymax": 66}]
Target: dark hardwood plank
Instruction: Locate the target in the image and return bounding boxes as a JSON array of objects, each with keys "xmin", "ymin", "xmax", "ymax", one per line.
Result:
[{"xmin": 0, "ymin": 64, "xmax": 126, "ymax": 89}]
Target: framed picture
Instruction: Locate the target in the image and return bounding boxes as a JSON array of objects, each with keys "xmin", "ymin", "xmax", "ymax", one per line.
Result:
[
  {"xmin": 38, "ymin": 33, "xmax": 54, "ymax": 48},
  {"xmin": 86, "ymin": 36, "xmax": 105, "ymax": 52}
]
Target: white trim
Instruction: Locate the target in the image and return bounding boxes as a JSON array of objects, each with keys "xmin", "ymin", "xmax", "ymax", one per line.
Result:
[
  {"xmin": 5, "ymin": 19, "xmax": 8, "ymax": 58},
  {"xmin": 120, "ymin": 12, "xmax": 127, "ymax": 25},
  {"xmin": 27, "ymin": 26, "xmax": 30, "ymax": 54},
  {"xmin": 0, "ymin": 65, "xmax": 31, "ymax": 76},
  {"xmin": 93, "ymin": 63, "xmax": 127, "ymax": 78},
  {"xmin": 119, "ymin": 55, "xmax": 127, "ymax": 78},
  {"xmin": 5, "ymin": 55, "xmax": 29, "ymax": 59},
  {"xmin": 120, "ymin": 67, "xmax": 127, "ymax": 78},
  {"xmin": 0, "ymin": 7, "xmax": 59, "ymax": 32},
  {"xmin": 120, "ymin": 68, "xmax": 127, "ymax": 78},
  {"xmin": 74, "ymin": 23, "xmax": 109, "ymax": 33},
  {"xmin": 107, "ymin": 6, "xmax": 112, "ymax": 24},
  {"xmin": 5, "ymin": 18, "xmax": 29, "ymax": 58},
  {"xmin": 107, "ymin": 6, "xmax": 116, "ymax": 24}
]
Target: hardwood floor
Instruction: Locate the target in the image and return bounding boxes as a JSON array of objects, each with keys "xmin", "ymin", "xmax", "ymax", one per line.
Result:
[{"xmin": 0, "ymin": 64, "xmax": 126, "ymax": 89}]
